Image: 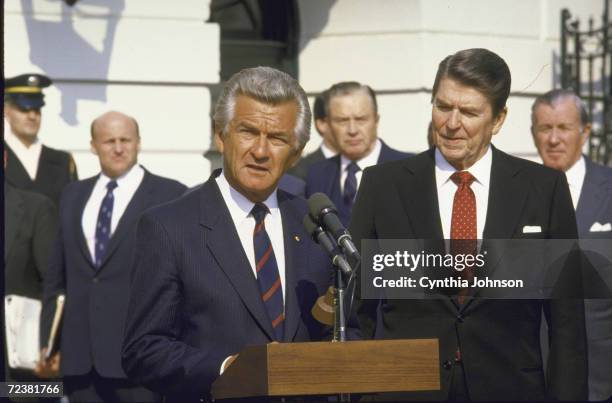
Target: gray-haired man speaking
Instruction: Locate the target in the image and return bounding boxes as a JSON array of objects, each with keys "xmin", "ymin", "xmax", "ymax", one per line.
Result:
[{"xmin": 122, "ymin": 67, "xmax": 333, "ymax": 403}]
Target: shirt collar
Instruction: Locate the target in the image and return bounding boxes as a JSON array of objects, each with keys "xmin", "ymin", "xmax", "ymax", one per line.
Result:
[
  {"xmin": 435, "ymin": 145, "xmax": 492, "ymax": 188},
  {"xmin": 4, "ymin": 129, "xmax": 40, "ymax": 151},
  {"xmin": 98, "ymin": 164, "xmax": 144, "ymax": 190},
  {"xmin": 564, "ymin": 155, "xmax": 586, "ymax": 189},
  {"xmin": 320, "ymin": 142, "xmax": 338, "ymax": 159},
  {"xmin": 216, "ymin": 170, "xmax": 279, "ymax": 224},
  {"xmin": 340, "ymin": 138, "xmax": 382, "ymax": 172}
]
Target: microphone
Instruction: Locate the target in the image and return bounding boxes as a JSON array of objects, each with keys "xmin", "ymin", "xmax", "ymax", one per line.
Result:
[
  {"xmin": 307, "ymin": 193, "xmax": 361, "ymax": 261},
  {"xmin": 303, "ymin": 214, "xmax": 352, "ymax": 275}
]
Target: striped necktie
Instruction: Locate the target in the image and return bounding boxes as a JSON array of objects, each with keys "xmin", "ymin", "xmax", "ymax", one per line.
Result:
[{"xmin": 251, "ymin": 202, "xmax": 284, "ymax": 341}]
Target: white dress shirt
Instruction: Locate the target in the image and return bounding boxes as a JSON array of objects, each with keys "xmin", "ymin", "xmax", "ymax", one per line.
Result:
[
  {"xmin": 435, "ymin": 146, "xmax": 492, "ymax": 240},
  {"xmin": 4, "ymin": 129, "xmax": 42, "ymax": 180},
  {"xmin": 339, "ymin": 138, "xmax": 382, "ymax": 193},
  {"xmin": 215, "ymin": 172, "xmax": 287, "ymax": 302},
  {"xmin": 320, "ymin": 142, "xmax": 337, "ymax": 159},
  {"xmin": 564, "ymin": 155, "xmax": 586, "ymax": 210},
  {"xmin": 81, "ymin": 164, "xmax": 145, "ymax": 261}
]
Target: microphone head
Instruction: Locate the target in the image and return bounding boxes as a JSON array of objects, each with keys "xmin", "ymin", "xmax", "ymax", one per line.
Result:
[
  {"xmin": 307, "ymin": 192, "xmax": 336, "ymax": 222},
  {"xmin": 302, "ymin": 214, "xmax": 319, "ymax": 240}
]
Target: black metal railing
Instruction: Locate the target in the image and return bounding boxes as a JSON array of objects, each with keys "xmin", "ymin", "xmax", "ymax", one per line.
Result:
[{"xmin": 561, "ymin": 0, "xmax": 612, "ymax": 164}]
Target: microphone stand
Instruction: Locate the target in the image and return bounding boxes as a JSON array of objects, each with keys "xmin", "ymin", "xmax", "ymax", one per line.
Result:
[{"xmin": 333, "ymin": 265, "xmax": 347, "ymax": 343}]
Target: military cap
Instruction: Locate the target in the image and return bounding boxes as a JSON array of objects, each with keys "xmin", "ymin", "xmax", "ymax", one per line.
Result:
[{"xmin": 4, "ymin": 73, "xmax": 52, "ymax": 110}]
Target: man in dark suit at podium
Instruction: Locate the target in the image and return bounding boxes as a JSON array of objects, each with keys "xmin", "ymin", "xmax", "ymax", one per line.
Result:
[
  {"xmin": 351, "ymin": 49, "xmax": 587, "ymax": 401},
  {"xmin": 40, "ymin": 111, "xmax": 186, "ymax": 402},
  {"xmin": 122, "ymin": 67, "xmax": 333, "ymax": 403}
]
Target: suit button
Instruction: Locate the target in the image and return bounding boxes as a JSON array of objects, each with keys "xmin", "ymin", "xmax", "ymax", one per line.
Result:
[
  {"xmin": 93, "ymin": 277, "xmax": 99, "ymax": 283},
  {"xmin": 443, "ymin": 360, "xmax": 452, "ymax": 370},
  {"xmin": 457, "ymin": 314, "xmax": 464, "ymax": 323}
]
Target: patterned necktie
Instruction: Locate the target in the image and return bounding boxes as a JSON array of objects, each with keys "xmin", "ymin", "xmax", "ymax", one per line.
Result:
[
  {"xmin": 251, "ymin": 203, "xmax": 284, "ymax": 341},
  {"xmin": 95, "ymin": 180, "xmax": 118, "ymax": 268},
  {"xmin": 343, "ymin": 161, "xmax": 360, "ymax": 207},
  {"xmin": 450, "ymin": 171, "xmax": 476, "ymax": 304}
]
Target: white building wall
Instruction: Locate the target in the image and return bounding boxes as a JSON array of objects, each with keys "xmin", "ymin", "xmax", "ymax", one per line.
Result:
[
  {"xmin": 298, "ymin": 0, "xmax": 604, "ymax": 160},
  {"xmin": 5, "ymin": 0, "xmax": 604, "ymax": 185},
  {"xmin": 5, "ymin": 0, "xmax": 219, "ymax": 186}
]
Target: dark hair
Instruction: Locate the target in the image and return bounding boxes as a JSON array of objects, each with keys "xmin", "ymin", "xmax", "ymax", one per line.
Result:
[
  {"xmin": 431, "ymin": 48, "xmax": 511, "ymax": 117},
  {"xmin": 325, "ymin": 81, "xmax": 378, "ymax": 115},
  {"xmin": 531, "ymin": 89, "xmax": 589, "ymax": 129},
  {"xmin": 313, "ymin": 91, "xmax": 327, "ymax": 121}
]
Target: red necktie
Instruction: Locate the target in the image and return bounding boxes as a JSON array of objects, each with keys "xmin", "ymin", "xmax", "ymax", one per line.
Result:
[
  {"xmin": 252, "ymin": 203, "xmax": 284, "ymax": 341},
  {"xmin": 450, "ymin": 171, "xmax": 476, "ymax": 304}
]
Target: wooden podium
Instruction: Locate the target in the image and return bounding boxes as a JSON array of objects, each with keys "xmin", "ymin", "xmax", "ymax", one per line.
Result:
[{"xmin": 211, "ymin": 339, "xmax": 439, "ymax": 400}]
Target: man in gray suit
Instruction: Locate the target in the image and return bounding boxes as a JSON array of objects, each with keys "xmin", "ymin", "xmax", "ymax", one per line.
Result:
[{"xmin": 532, "ymin": 89, "xmax": 612, "ymax": 401}]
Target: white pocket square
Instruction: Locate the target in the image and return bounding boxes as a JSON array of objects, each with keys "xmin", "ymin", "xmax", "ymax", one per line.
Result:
[
  {"xmin": 522, "ymin": 225, "xmax": 542, "ymax": 234},
  {"xmin": 589, "ymin": 222, "xmax": 612, "ymax": 232}
]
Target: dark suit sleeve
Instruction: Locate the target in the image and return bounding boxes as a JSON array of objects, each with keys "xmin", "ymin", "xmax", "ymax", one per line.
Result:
[
  {"xmin": 349, "ymin": 167, "xmax": 379, "ymax": 340},
  {"xmin": 122, "ymin": 213, "xmax": 226, "ymax": 399},
  {"xmin": 544, "ymin": 171, "xmax": 588, "ymax": 400},
  {"xmin": 32, "ymin": 196, "xmax": 58, "ymax": 281},
  {"xmin": 40, "ymin": 222, "xmax": 67, "ymax": 349}
]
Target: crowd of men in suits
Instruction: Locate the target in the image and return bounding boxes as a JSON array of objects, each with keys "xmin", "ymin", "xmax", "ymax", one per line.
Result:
[{"xmin": 3, "ymin": 46, "xmax": 612, "ymax": 402}]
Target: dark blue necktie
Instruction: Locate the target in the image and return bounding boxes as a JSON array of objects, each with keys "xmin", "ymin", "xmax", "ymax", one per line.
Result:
[
  {"xmin": 343, "ymin": 161, "xmax": 360, "ymax": 207},
  {"xmin": 251, "ymin": 203, "xmax": 284, "ymax": 341},
  {"xmin": 94, "ymin": 180, "xmax": 118, "ymax": 267}
]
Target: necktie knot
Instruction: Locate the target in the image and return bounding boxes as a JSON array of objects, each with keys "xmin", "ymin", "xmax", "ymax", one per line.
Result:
[
  {"xmin": 346, "ymin": 161, "xmax": 360, "ymax": 175},
  {"xmin": 106, "ymin": 180, "xmax": 118, "ymax": 192},
  {"xmin": 251, "ymin": 202, "xmax": 269, "ymax": 225},
  {"xmin": 450, "ymin": 171, "xmax": 475, "ymax": 187}
]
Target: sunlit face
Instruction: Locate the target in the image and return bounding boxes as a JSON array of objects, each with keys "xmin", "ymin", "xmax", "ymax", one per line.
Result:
[
  {"xmin": 531, "ymin": 97, "xmax": 589, "ymax": 172},
  {"xmin": 90, "ymin": 114, "xmax": 140, "ymax": 179},
  {"xmin": 4, "ymin": 103, "xmax": 41, "ymax": 146},
  {"xmin": 216, "ymin": 95, "xmax": 302, "ymax": 202},
  {"xmin": 432, "ymin": 78, "xmax": 507, "ymax": 170},
  {"xmin": 327, "ymin": 91, "xmax": 379, "ymax": 161}
]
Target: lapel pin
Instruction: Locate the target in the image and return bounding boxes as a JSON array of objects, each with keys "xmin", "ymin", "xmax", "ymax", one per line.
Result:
[{"xmin": 294, "ymin": 235, "xmax": 301, "ymax": 242}]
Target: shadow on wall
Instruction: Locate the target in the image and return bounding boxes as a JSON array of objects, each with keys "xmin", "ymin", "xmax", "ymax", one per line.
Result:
[
  {"xmin": 21, "ymin": 0, "xmax": 125, "ymax": 125},
  {"xmin": 298, "ymin": 0, "xmax": 336, "ymax": 52}
]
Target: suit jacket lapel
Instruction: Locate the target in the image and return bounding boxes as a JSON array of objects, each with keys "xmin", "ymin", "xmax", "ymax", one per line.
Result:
[
  {"xmin": 200, "ymin": 177, "xmax": 276, "ymax": 341},
  {"xmin": 74, "ymin": 178, "xmax": 98, "ymax": 268},
  {"xmin": 399, "ymin": 151, "xmax": 456, "ymax": 312},
  {"xmin": 461, "ymin": 147, "xmax": 528, "ymax": 310},
  {"xmin": 279, "ymin": 192, "xmax": 308, "ymax": 342},
  {"xmin": 398, "ymin": 149, "xmax": 444, "ymax": 240},
  {"xmin": 576, "ymin": 159, "xmax": 608, "ymax": 234},
  {"xmin": 4, "ymin": 184, "xmax": 23, "ymax": 263},
  {"xmin": 4, "ymin": 142, "xmax": 34, "ymax": 188},
  {"xmin": 483, "ymin": 147, "xmax": 528, "ymax": 239}
]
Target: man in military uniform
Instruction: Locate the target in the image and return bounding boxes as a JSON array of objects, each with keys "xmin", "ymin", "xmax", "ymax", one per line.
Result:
[{"xmin": 4, "ymin": 73, "xmax": 78, "ymax": 206}]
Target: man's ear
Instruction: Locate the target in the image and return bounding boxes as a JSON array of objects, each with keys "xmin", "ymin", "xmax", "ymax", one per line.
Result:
[
  {"xmin": 492, "ymin": 107, "xmax": 508, "ymax": 136},
  {"xmin": 580, "ymin": 123, "xmax": 591, "ymax": 146},
  {"xmin": 287, "ymin": 144, "xmax": 305, "ymax": 169},
  {"xmin": 214, "ymin": 131, "xmax": 224, "ymax": 153},
  {"xmin": 90, "ymin": 139, "xmax": 98, "ymax": 156}
]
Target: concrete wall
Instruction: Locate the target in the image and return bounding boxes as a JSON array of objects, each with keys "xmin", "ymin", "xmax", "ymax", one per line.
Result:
[
  {"xmin": 5, "ymin": 0, "xmax": 219, "ymax": 186},
  {"xmin": 298, "ymin": 0, "xmax": 604, "ymax": 160},
  {"xmin": 5, "ymin": 0, "xmax": 604, "ymax": 185}
]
